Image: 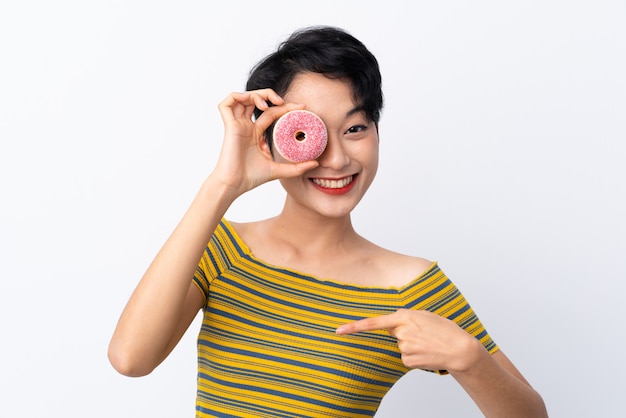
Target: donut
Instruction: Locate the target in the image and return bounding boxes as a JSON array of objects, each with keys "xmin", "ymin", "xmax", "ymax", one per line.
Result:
[{"xmin": 272, "ymin": 110, "xmax": 328, "ymax": 162}]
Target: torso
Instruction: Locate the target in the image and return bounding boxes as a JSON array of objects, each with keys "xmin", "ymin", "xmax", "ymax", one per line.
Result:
[{"xmin": 192, "ymin": 219, "xmax": 498, "ymax": 417}]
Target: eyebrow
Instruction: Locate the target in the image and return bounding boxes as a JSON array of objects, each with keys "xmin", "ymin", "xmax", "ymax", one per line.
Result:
[{"xmin": 346, "ymin": 105, "xmax": 366, "ymax": 118}]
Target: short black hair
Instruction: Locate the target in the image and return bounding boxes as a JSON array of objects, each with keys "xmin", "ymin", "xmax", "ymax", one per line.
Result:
[{"xmin": 246, "ymin": 26, "xmax": 383, "ymax": 150}]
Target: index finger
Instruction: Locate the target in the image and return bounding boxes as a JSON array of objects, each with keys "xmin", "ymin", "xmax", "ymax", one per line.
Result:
[
  {"xmin": 335, "ymin": 313, "xmax": 400, "ymax": 335},
  {"xmin": 254, "ymin": 102, "xmax": 306, "ymax": 133},
  {"xmin": 249, "ymin": 89, "xmax": 285, "ymax": 112}
]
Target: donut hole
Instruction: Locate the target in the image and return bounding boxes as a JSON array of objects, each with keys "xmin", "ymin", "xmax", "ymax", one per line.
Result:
[{"xmin": 294, "ymin": 130, "xmax": 306, "ymax": 142}]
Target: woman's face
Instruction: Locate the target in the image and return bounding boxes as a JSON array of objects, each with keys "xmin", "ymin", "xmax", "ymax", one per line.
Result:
[{"xmin": 276, "ymin": 72, "xmax": 379, "ymax": 219}]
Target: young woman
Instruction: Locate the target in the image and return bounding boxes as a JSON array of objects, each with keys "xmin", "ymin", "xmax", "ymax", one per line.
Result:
[{"xmin": 108, "ymin": 26, "xmax": 547, "ymax": 417}]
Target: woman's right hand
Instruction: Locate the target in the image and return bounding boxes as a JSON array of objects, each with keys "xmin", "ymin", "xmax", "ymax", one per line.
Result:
[{"xmin": 212, "ymin": 89, "xmax": 319, "ymax": 198}]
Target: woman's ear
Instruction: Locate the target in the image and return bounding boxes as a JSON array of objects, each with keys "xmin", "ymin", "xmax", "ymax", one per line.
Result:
[{"xmin": 259, "ymin": 136, "xmax": 275, "ymax": 160}]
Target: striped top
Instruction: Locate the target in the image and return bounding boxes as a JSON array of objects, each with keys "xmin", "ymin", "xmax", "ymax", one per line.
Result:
[{"xmin": 193, "ymin": 219, "xmax": 498, "ymax": 417}]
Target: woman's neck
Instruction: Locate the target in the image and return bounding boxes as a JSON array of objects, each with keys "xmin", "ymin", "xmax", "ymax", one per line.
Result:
[{"xmin": 259, "ymin": 194, "xmax": 366, "ymax": 256}]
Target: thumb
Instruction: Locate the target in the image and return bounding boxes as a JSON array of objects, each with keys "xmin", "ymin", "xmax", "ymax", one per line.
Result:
[{"xmin": 270, "ymin": 160, "xmax": 319, "ymax": 180}]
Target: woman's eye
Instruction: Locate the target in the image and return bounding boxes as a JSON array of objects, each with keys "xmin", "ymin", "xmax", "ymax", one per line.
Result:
[{"xmin": 345, "ymin": 125, "xmax": 367, "ymax": 134}]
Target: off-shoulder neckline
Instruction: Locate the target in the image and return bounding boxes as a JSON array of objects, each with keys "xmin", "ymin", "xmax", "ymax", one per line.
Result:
[{"xmin": 220, "ymin": 218, "xmax": 440, "ymax": 292}]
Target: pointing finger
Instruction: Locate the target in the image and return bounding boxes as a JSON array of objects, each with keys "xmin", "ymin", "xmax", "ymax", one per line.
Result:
[{"xmin": 336, "ymin": 313, "xmax": 400, "ymax": 335}]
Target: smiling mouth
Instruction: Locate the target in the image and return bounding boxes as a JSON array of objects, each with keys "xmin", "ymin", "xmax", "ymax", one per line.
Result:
[{"xmin": 310, "ymin": 175, "xmax": 355, "ymax": 189}]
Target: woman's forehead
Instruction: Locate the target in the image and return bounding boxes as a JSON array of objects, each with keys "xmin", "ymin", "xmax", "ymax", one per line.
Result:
[{"xmin": 284, "ymin": 73, "xmax": 357, "ymax": 110}]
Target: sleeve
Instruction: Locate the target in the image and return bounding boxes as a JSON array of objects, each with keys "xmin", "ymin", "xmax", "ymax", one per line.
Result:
[
  {"xmin": 401, "ymin": 263, "xmax": 499, "ymax": 374},
  {"xmin": 192, "ymin": 220, "xmax": 228, "ymax": 309}
]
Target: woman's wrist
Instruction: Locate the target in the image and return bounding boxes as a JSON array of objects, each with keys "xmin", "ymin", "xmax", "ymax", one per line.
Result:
[
  {"xmin": 199, "ymin": 173, "xmax": 241, "ymax": 210},
  {"xmin": 447, "ymin": 335, "xmax": 491, "ymax": 376}
]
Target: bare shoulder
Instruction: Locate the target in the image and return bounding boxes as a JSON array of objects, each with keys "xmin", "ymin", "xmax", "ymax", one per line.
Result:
[
  {"xmin": 364, "ymin": 241, "xmax": 434, "ymax": 287},
  {"xmin": 226, "ymin": 219, "xmax": 265, "ymax": 238},
  {"xmin": 386, "ymin": 252, "xmax": 434, "ymax": 286},
  {"xmin": 390, "ymin": 251, "xmax": 433, "ymax": 275},
  {"xmin": 226, "ymin": 219, "xmax": 274, "ymax": 254}
]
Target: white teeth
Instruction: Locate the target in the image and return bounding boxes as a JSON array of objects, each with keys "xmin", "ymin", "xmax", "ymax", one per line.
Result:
[{"xmin": 312, "ymin": 175, "xmax": 354, "ymax": 189}]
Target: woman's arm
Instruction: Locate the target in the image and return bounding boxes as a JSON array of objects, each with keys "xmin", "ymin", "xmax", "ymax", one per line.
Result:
[
  {"xmin": 107, "ymin": 176, "xmax": 238, "ymax": 377},
  {"xmin": 451, "ymin": 348, "xmax": 548, "ymax": 417},
  {"xmin": 108, "ymin": 90, "xmax": 318, "ymax": 377},
  {"xmin": 337, "ymin": 309, "xmax": 548, "ymax": 417}
]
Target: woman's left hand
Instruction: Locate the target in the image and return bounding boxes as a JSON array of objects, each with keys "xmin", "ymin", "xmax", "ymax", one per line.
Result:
[{"xmin": 336, "ymin": 308, "xmax": 488, "ymax": 373}]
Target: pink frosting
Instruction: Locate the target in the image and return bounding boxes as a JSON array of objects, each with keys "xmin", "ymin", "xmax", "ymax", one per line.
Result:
[{"xmin": 273, "ymin": 110, "xmax": 328, "ymax": 162}]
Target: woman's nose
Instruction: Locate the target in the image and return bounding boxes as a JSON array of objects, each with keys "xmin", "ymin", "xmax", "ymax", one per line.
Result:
[{"xmin": 317, "ymin": 134, "xmax": 350, "ymax": 170}]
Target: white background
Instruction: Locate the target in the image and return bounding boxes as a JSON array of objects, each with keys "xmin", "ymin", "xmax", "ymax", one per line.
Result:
[{"xmin": 1, "ymin": 1, "xmax": 625, "ymax": 417}]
